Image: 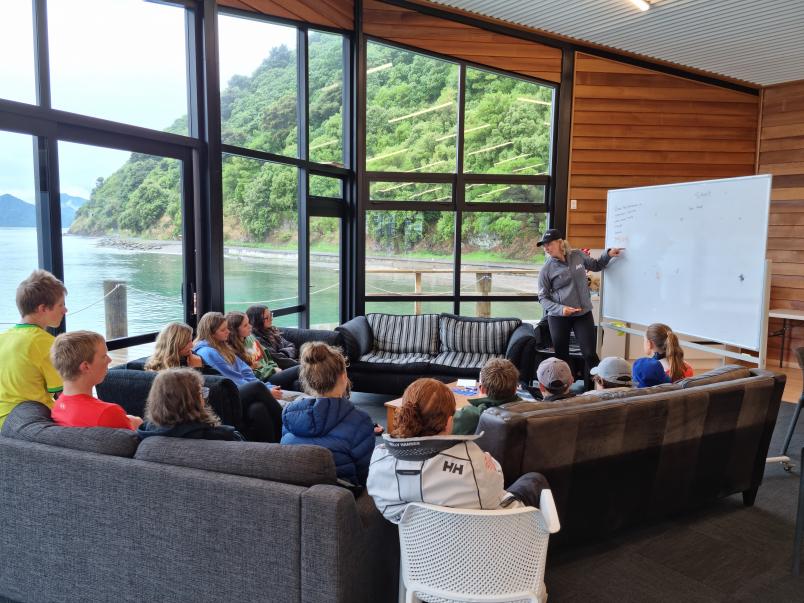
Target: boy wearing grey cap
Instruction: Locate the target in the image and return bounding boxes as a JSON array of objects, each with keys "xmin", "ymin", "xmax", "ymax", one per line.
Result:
[
  {"xmin": 584, "ymin": 356, "xmax": 634, "ymax": 394},
  {"xmin": 536, "ymin": 357, "xmax": 576, "ymax": 402}
]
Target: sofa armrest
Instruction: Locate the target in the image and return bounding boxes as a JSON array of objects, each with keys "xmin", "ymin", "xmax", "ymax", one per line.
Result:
[
  {"xmin": 279, "ymin": 327, "xmax": 340, "ymax": 350},
  {"xmin": 476, "ymin": 407, "xmax": 528, "ymax": 487},
  {"xmin": 300, "ymin": 485, "xmax": 398, "ymax": 603},
  {"xmin": 335, "ymin": 316, "xmax": 373, "ymax": 362},
  {"xmin": 505, "ymin": 323, "xmax": 535, "ymax": 365}
]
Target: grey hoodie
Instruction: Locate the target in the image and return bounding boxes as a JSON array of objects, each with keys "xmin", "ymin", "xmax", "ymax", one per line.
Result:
[{"xmin": 537, "ymin": 248, "xmax": 612, "ymax": 317}]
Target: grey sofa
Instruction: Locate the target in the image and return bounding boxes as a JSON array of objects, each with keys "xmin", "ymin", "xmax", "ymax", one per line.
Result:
[
  {"xmin": 337, "ymin": 313, "xmax": 537, "ymax": 395},
  {"xmin": 0, "ymin": 402, "xmax": 398, "ymax": 603},
  {"xmin": 476, "ymin": 366, "xmax": 786, "ymax": 545}
]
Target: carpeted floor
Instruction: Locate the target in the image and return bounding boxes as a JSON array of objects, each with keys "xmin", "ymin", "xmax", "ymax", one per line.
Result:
[
  {"xmin": 544, "ymin": 401, "xmax": 804, "ymax": 602},
  {"xmin": 354, "ymin": 391, "xmax": 804, "ymax": 602}
]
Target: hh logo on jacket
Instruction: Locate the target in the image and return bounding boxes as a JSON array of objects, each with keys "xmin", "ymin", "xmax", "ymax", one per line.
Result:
[{"xmin": 442, "ymin": 460, "xmax": 464, "ymax": 475}]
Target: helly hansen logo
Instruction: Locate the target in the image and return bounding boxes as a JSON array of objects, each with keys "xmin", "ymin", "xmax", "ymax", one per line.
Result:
[{"xmin": 442, "ymin": 460, "xmax": 464, "ymax": 475}]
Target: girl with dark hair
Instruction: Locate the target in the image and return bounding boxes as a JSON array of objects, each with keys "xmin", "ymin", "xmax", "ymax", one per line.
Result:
[
  {"xmin": 137, "ymin": 368, "xmax": 243, "ymax": 441},
  {"xmin": 280, "ymin": 342, "xmax": 375, "ymax": 486},
  {"xmin": 644, "ymin": 323, "xmax": 693, "ymax": 382},
  {"xmin": 245, "ymin": 305, "xmax": 298, "ymax": 369},
  {"xmin": 367, "ymin": 378, "xmax": 549, "ymax": 524},
  {"xmin": 225, "ymin": 311, "xmax": 279, "ymax": 381},
  {"xmin": 193, "ymin": 312, "xmax": 284, "ymax": 442}
]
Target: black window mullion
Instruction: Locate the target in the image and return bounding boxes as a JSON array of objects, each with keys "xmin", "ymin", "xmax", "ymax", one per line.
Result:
[
  {"xmin": 551, "ymin": 48, "xmax": 574, "ymax": 233},
  {"xmin": 32, "ymin": 0, "xmax": 51, "ymax": 109},
  {"xmin": 454, "ymin": 63, "xmax": 467, "ymax": 315},
  {"xmin": 298, "ymin": 28, "xmax": 310, "ymax": 328},
  {"xmin": 32, "ymin": 136, "xmax": 64, "ymax": 295},
  {"xmin": 353, "ymin": 3, "xmax": 367, "ymax": 319},
  {"xmin": 198, "ymin": 0, "xmax": 224, "ymax": 314}
]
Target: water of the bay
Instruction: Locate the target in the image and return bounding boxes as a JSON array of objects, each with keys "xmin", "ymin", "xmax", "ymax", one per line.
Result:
[{"xmin": 1, "ymin": 227, "xmax": 541, "ymax": 337}]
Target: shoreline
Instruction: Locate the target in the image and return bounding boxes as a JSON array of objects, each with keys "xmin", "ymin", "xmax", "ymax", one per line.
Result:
[{"xmin": 76, "ymin": 232, "xmax": 540, "ymax": 271}]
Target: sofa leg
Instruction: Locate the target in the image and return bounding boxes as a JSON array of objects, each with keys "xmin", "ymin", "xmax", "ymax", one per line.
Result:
[{"xmin": 742, "ymin": 486, "xmax": 759, "ymax": 507}]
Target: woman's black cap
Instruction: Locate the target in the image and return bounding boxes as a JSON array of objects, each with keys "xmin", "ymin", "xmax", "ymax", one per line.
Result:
[{"xmin": 537, "ymin": 229, "xmax": 564, "ymax": 247}]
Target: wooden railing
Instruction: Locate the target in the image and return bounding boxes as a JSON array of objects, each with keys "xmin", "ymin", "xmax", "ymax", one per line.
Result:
[{"xmin": 365, "ymin": 268, "xmax": 539, "ymax": 316}]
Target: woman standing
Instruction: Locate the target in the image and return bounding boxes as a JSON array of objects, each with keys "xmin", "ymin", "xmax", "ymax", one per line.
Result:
[{"xmin": 537, "ymin": 229, "xmax": 622, "ymax": 387}]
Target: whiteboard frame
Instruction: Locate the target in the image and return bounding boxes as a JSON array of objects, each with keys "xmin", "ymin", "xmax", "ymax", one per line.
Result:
[
  {"xmin": 601, "ymin": 174, "xmax": 772, "ymax": 352},
  {"xmin": 598, "ymin": 260, "xmax": 771, "ymax": 369}
]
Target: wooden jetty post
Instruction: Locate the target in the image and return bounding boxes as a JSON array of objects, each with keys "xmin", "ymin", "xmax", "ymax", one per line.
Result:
[{"xmin": 103, "ymin": 280, "xmax": 128, "ymax": 340}]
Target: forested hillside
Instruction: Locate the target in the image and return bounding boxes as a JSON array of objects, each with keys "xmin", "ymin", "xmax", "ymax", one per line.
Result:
[{"xmin": 71, "ymin": 34, "xmax": 551, "ymax": 262}]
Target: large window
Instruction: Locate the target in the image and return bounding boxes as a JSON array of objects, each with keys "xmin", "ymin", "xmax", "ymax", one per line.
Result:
[
  {"xmin": 363, "ymin": 41, "xmax": 554, "ymax": 318},
  {"xmin": 0, "ymin": 2, "xmax": 36, "ymax": 105},
  {"xmin": 58, "ymin": 141, "xmax": 185, "ymax": 338},
  {"xmin": 221, "ymin": 154, "xmax": 300, "ymax": 315},
  {"xmin": 0, "ymin": 0, "xmax": 196, "ymax": 355},
  {"xmin": 0, "ymin": 130, "xmax": 39, "ymax": 327},
  {"xmin": 218, "ymin": 12, "xmax": 349, "ymax": 328},
  {"xmin": 48, "ymin": 0, "xmax": 188, "ymax": 134}
]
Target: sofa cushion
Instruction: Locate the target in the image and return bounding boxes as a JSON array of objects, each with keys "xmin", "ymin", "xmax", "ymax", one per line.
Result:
[
  {"xmin": 439, "ymin": 314, "xmax": 521, "ymax": 354},
  {"xmin": 430, "ymin": 351, "xmax": 499, "ymax": 371},
  {"xmin": 0, "ymin": 401, "xmax": 139, "ymax": 457},
  {"xmin": 135, "ymin": 437, "xmax": 338, "ymax": 487},
  {"xmin": 359, "ymin": 351, "xmax": 433, "ymax": 365},
  {"xmin": 367, "ymin": 313, "xmax": 440, "ymax": 355},
  {"xmin": 676, "ymin": 364, "xmax": 751, "ymax": 389}
]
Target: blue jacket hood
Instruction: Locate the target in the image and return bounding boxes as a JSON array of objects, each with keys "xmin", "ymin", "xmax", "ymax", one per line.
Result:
[{"xmin": 282, "ymin": 396, "xmax": 355, "ymax": 437}]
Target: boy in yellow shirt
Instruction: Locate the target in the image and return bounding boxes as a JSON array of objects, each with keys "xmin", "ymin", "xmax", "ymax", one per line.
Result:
[{"xmin": 0, "ymin": 270, "xmax": 68, "ymax": 427}]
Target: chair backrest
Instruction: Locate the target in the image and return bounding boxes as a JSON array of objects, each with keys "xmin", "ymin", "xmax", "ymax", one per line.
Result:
[{"xmin": 398, "ymin": 503, "xmax": 551, "ymax": 602}]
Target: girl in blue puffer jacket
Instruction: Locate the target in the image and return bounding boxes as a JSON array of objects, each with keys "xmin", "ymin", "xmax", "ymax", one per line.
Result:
[{"xmin": 281, "ymin": 342, "xmax": 375, "ymax": 486}]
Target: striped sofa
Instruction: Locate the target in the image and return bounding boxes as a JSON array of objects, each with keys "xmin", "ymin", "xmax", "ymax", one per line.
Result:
[{"xmin": 336, "ymin": 313, "xmax": 536, "ymax": 395}]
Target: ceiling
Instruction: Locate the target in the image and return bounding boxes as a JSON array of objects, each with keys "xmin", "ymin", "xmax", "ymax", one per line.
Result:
[{"xmin": 427, "ymin": 0, "xmax": 804, "ymax": 87}]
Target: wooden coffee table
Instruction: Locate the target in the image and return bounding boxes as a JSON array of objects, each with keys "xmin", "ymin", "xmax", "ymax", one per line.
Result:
[{"xmin": 384, "ymin": 381, "xmax": 481, "ymax": 433}]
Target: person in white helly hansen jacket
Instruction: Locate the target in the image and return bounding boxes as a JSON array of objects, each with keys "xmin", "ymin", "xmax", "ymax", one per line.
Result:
[{"xmin": 367, "ymin": 378, "xmax": 549, "ymax": 524}]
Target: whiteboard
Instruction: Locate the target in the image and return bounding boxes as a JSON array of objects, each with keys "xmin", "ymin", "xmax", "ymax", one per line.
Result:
[{"xmin": 602, "ymin": 175, "xmax": 771, "ymax": 351}]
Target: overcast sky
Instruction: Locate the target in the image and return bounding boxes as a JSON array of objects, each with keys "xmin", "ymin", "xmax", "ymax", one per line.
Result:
[{"xmin": 0, "ymin": 0, "xmax": 296, "ymax": 203}]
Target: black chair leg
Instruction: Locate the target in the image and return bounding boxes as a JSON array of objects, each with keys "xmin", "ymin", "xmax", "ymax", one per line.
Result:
[
  {"xmin": 794, "ymin": 452, "xmax": 804, "ymax": 575},
  {"xmin": 781, "ymin": 396, "xmax": 803, "ymax": 457}
]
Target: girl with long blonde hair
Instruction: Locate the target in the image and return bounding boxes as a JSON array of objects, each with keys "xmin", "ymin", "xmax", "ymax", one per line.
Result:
[
  {"xmin": 145, "ymin": 322, "xmax": 203, "ymax": 371},
  {"xmin": 192, "ymin": 312, "xmax": 284, "ymax": 442}
]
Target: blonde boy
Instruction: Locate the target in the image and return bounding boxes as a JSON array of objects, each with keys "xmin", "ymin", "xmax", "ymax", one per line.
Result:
[
  {"xmin": 50, "ymin": 330, "xmax": 141, "ymax": 429},
  {"xmin": 452, "ymin": 358, "xmax": 522, "ymax": 435},
  {"xmin": 0, "ymin": 270, "xmax": 67, "ymax": 427}
]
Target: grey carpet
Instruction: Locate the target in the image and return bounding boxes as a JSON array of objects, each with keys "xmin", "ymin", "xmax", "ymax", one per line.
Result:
[{"xmin": 545, "ymin": 400, "xmax": 804, "ymax": 602}]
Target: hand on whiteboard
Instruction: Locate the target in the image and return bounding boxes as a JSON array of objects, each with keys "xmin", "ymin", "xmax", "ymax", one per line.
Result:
[
  {"xmin": 608, "ymin": 248, "xmax": 624, "ymax": 257},
  {"xmin": 562, "ymin": 306, "xmax": 582, "ymax": 316}
]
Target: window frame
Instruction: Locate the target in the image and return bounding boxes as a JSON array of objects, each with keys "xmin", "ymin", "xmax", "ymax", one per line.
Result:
[{"xmin": 360, "ymin": 37, "xmax": 557, "ymax": 316}]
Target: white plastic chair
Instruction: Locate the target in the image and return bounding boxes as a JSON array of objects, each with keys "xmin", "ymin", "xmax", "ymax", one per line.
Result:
[{"xmin": 398, "ymin": 490, "xmax": 561, "ymax": 603}]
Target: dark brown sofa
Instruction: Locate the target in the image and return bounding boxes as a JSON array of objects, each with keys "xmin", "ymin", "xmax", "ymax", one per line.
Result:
[{"xmin": 476, "ymin": 367, "xmax": 786, "ymax": 545}]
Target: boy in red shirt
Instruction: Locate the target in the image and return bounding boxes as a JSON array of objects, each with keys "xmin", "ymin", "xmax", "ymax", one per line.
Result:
[{"xmin": 50, "ymin": 331, "xmax": 142, "ymax": 430}]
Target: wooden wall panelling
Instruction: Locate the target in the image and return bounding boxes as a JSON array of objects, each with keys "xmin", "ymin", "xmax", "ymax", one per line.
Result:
[
  {"xmin": 759, "ymin": 80, "xmax": 804, "ymax": 366},
  {"xmin": 217, "ymin": 0, "xmax": 354, "ymax": 30},
  {"xmin": 567, "ymin": 53, "xmax": 759, "ymax": 250},
  {"xmin": 362, "ymin": 0, "xmax": 562, "ymax": 83}
]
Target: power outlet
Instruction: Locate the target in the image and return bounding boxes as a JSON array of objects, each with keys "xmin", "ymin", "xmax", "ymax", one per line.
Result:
[{"xmin": 570, "ymin": 199, "xmax": 577, "ymax": 209}]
